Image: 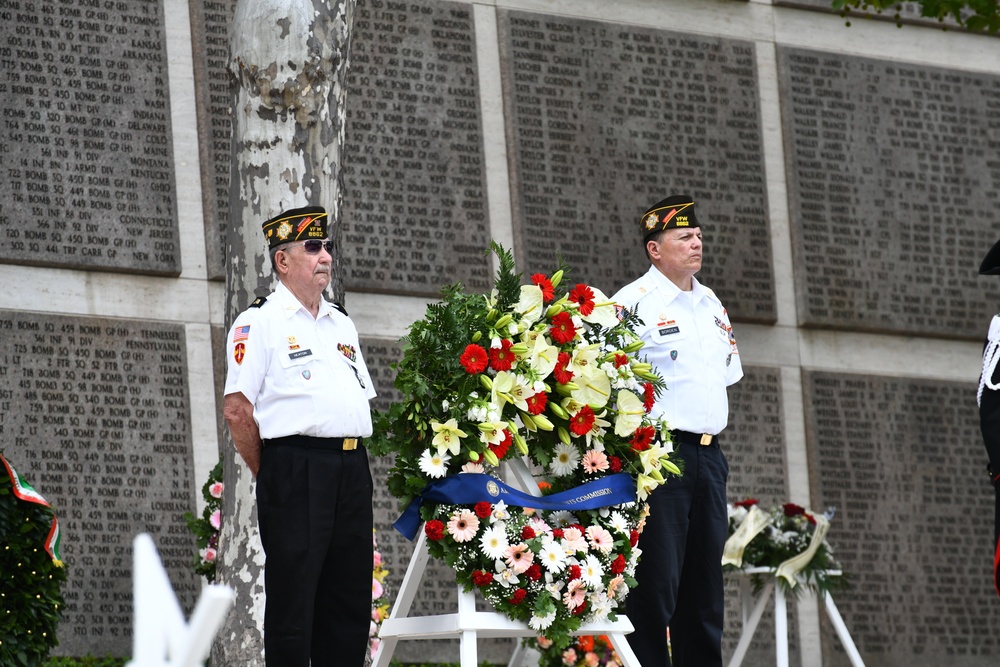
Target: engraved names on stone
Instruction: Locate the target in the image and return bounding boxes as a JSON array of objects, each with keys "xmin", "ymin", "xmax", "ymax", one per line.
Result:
[
  {"xmin": 342, "ymin": 0, "xmax": 492, "ymax": 296},
  {"xmin": 0, "ymin": 0, "xmax": 180, "ymax": 274},
  {"xmin": 0, "ymin": 312, "xmax": 198, "ymax": 656},
  {"xmin": 499, "ymin": 11, "xmax": 775, "ymax": 323},
  {"xmin": 779, "ymin": 47, "xmax": 1000, "ymax": 339},
  {"xmin": 191, "ymin": 0, "xmax": 236, "ymax": 279},
  {"xmin": 803, "ymin": 371, "xmax": 1000, "ymax": 664}
]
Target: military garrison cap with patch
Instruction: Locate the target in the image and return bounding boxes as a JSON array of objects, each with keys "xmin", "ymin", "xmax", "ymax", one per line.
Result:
[
  {"xmin": 262, "ymin": 206, "xmax": 328, "ymax": 250},
  {"xmin": 641, "ymin": 195, "xmax": 700, "ymax": 242}
]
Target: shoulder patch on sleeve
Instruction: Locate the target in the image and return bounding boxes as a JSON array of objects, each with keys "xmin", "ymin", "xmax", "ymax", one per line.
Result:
[
  {"xmin": 250, "ymin": 296, "xmax": 267, "ymax": 308},
  {"xmin": 332, "ymin": 302, "xmax": 348, "ymax": 316}
]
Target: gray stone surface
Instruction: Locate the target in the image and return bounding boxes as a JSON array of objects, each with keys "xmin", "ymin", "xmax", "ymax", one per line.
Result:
[
  {"xmin": 0, "ymin": 311, "xmax": 198, "ymax": 657},
  {"xmin": 498, "ymin": 10, "xmax": 776, "ymax": 323},
  {"xmin": 341, "ymin": 0, "xmax": 493, "ymax": 296},
  {"xmin": 0, "ymin": 0, "xmax": 180, "ymax": 275},
  {"xmin": 779, "ymin": 47, "xmax": 1000, "ymax": 339},
  {"xmin": 803, "ymin": 371, "xmax": 1000, "ymax": 665}
]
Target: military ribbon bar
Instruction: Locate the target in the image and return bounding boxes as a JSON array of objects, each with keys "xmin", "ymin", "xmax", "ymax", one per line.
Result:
[
  {"xmin": 393, "ymin": 472, "xmax": 637, "ymax": 541},
  {"xmin": 1, "ymin": 453, "xmax": 63, "ymax": 565}
]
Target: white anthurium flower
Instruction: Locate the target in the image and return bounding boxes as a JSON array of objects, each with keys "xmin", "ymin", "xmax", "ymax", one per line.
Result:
[
  {"xmin": 579, "ymin": 286, "xmax": 619, "ymax": 327},
  {"xmin": 528, "ymin": 335, "xmax": 560, "ymax": 379},
  {"xmin": 614, "ymin": 390, "xmax": 645, "ymax": 436},
  {"xmin": 515, "ymin": 284, "xmax": 545, "ymax": 325},
  {"xmin": 572, "ymin": 366, "xmax": 611, "ymax": 409}
]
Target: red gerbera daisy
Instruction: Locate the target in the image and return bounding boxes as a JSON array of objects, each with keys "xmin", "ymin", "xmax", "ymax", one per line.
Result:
[
  {"xmin": 489, "ymin": 429, "xmax": 512, "ymax": 461},
  {"xmin": 553, "ymin": 351, "xmax": 574, "ymax": 384},
  {"xmin": 569, "ymin": 406, "xmax": 596, "ymax": 436},
  {"xmin": 459, "ymin": 344, "xmax": 488, "ymax": 374},
  {"xmin": 630, "ymin": 425, "xmax": 656, "ymax": 451},
  {"xmin": 532, "ymin": 273, "xmax": 555, "ymax": 302},
  {"xmin": 549, "ymin": 311, "xmax": 577, "ymax": 345},
  {"xmin": 568, "ymin": 283, "xmax": 595, "ymax": 316},
  {"xmin": 525, "ymin": 391, "xmax": 547, "ymax": 416},
  {"xmin": 489, "ymin": 339, "xmax": 516, "ymax": 371},
  {"xmin": 642, "ymin": 382, "xmax": 655, "ymax": 412}
]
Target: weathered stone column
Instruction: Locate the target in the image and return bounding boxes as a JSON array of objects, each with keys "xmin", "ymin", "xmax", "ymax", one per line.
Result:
[{"xmin": 215, "ymin": 0, "xmax": 356, "ymax": 663}]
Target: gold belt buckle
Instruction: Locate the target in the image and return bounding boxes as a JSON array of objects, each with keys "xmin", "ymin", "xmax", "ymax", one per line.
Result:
[
  {"xmin": 700, "ymin": 433, "xmax": 713, "ymax": 446},
  {"xmin": 343, "ymin": 438, "xmax": 358, "ymax": 451}
]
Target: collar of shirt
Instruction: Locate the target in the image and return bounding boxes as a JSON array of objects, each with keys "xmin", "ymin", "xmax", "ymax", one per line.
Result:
[
  {"xmin": 645, "ymin": 264, "xmax": 707, "ymax": 307},
  {"xmin": 272, "ymin": 281, "xmax": 338, "ymax": 320}
]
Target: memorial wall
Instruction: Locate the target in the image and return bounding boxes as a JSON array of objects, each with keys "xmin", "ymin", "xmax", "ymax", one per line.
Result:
[{"xmin": 1, "ymin": 0, "xmax": 998, "ymax": 665}]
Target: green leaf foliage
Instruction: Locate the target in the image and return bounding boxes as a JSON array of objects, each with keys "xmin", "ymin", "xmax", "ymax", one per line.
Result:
[{"xmin": 834, "ymin": 0, "xmax": 1000, "ymax": 32}]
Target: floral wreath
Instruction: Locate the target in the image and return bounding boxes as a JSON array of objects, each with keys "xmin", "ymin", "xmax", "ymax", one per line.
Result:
[
  {"xmin": 528, "ymin": 634, "xmax": 624, "ymax": 667},
  {"xmin": 724, "ymin": 499, "xmax": 846, "ymax": 596},
  {"xmin": 184, "ymin": 459, "xmax": 224, "ymax": 583},
  {"xmin": 369, "ymin": 244, "xmax": 682, "ymax": 648}
]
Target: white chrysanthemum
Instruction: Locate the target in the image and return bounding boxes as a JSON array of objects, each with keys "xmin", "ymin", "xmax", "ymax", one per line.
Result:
[
  {"xmin": 529, "ymin": 610, "xmax": 557, "ymax": 631},
  {"xmin": 538, "ymin": 541, "xmax": 568, "ymax": 573},
  {"xmin": 550, "ymin": 442, "xmax": 580, "ymax": 477},
  {"xmin": 608, "ymin": 511, "xmax": 630, "ymax": 534},
  {"xmin": 580, "ymin": 553, "xmax": 605, "ymax": 587},
  {"xmin": 480, "ymin": 524, "xmax": 509, "ymax": 560},
  {"xmin": 418, "ymin": 449, "xmax": 450, "ymax": 478}
]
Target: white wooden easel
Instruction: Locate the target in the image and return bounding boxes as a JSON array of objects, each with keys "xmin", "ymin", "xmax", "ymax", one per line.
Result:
[
  {"xmin": 372, "ymin": 459, "xmax": 641, "ymax": 667},
  {"xmin": 728, "ymin": 567, "xmax": 865, "ymax": 667}
]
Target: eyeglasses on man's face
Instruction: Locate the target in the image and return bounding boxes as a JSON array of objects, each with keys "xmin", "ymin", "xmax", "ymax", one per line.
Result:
[{"xmin": 284, "ymin": 239, "xmax": 333, "ymax": 255}]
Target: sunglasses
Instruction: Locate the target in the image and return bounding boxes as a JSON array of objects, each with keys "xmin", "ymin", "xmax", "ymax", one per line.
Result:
[{"xmin": 285, "ymin": 239, "xmax": 333, "ymax": 254}]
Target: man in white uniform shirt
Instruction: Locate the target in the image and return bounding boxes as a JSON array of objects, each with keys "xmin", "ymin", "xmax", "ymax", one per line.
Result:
[
  {"xmin": 614, "ymin": 195, "xmax": 742, "ymax": 667},
  {"xmin": 224, "ymin": 206, "xmax": 376, "ymax": 667}
]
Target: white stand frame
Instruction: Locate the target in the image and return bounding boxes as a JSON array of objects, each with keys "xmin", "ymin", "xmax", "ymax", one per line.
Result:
[
  {"xmin": 727, "ymin": 567, "xmax": 865, "ymax": 667},
  {"xmin": 372, "ymin": 459, "xmax": 641, "ymax": 667}
]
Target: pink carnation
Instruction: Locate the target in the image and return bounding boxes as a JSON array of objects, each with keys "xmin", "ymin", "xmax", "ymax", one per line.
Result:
[
  {"xmin": 209, "ymin": 482, "xmax": 224, "ymax": 499},
  {"xmin": 372, "ymin": 578, "xmax": 384, "ymax": 599},
  {"xmin": 209, "ymin": 509, "xmax": 222, "ymax": 530},
  {"xmin": 373, "ymin": 550, "xmax": 382, "ymax": 568}
]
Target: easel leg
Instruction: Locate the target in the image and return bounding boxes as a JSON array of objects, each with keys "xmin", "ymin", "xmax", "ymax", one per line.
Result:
[
  {"xmin": 372, "ymin": 532, "xmax": 431, "ymax": 667},
  {"xmin": 774, "ymin": 585, "xmax": 788, "ymax": 667},
  {"xmin": 607, "ymin": 632, "xmax": 641, "ymax": 667},
  {"xmin": 458, "ymin": 588, "xmax": 479, "ymax": 666},
  {"xmin": 823, "ymin": 592, "xmax": 866, "ymax": 667},
  {"xmin": 727, "ymin": 580, "xmax": 774, "ymax": 667}
]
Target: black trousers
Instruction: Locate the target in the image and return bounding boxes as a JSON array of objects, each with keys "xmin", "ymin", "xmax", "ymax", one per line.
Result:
[
  {"xmin": 625, "ymin": 439, "xmax": 729, "ymax": 667},
  {"xmin": 256, "ymin": 440, "xmax": 374, "ymax": 667}
]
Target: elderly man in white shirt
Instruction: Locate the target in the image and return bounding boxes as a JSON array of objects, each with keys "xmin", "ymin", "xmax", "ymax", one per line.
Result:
[
  {"xmin": 224, "ymin": 206, "xmax": 377, "ymax": 667},
  {"xmin": 614, "ymin": 195, "xmax": 743, "ymax": 667}
]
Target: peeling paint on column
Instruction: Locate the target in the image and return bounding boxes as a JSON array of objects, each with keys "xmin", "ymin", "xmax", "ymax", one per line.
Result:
[{"xmin": 218, "ymin": 0, "xmax": 356, "ymax": 664}]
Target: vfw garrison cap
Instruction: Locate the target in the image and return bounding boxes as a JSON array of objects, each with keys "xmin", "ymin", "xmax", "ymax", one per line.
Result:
[
  {"xmin": 261, "ymin": 206, "xmax": 328, "ymax": 250},
  {"xmin": 641, "ymin": 195, "xmax": 700, "ymax": 242}
]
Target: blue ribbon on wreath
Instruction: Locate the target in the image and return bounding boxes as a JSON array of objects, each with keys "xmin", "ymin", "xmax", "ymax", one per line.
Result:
[{"xmin": 393, "ymin": 472, "xmax": 637, "ymax": 540}]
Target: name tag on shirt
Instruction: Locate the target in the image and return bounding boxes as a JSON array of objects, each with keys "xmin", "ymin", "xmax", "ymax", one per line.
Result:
[
  {"xmin": 289, "ymin": 349, "xmax": 313, "ymax": 360},
  {"xmin": 656, "ymin": 320, "xmax": 680, "ymax": 337}
]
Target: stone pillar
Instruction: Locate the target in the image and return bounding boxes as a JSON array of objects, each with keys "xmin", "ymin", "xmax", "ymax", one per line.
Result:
[{"xmin": 215, "ymin": 0, "xmax": 356, "ymax": 663}]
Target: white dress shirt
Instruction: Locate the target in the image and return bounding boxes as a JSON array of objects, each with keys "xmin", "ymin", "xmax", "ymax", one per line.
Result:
[
  {"xmin": 614, "ymin": 265, "xmax": 742, "ymax": 435},
  {"xmin": 224, "ymin": 281, "xmax": 376, "ymax": 440}
]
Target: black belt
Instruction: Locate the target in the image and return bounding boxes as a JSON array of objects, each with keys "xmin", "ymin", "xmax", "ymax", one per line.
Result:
[
  {"xmin": 264, "ymin": 434, "xmax": 362, "ymax": 450},
  {"xmin": 672, "ymin": 430, "xmax": 717, "ymax": 446}
]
